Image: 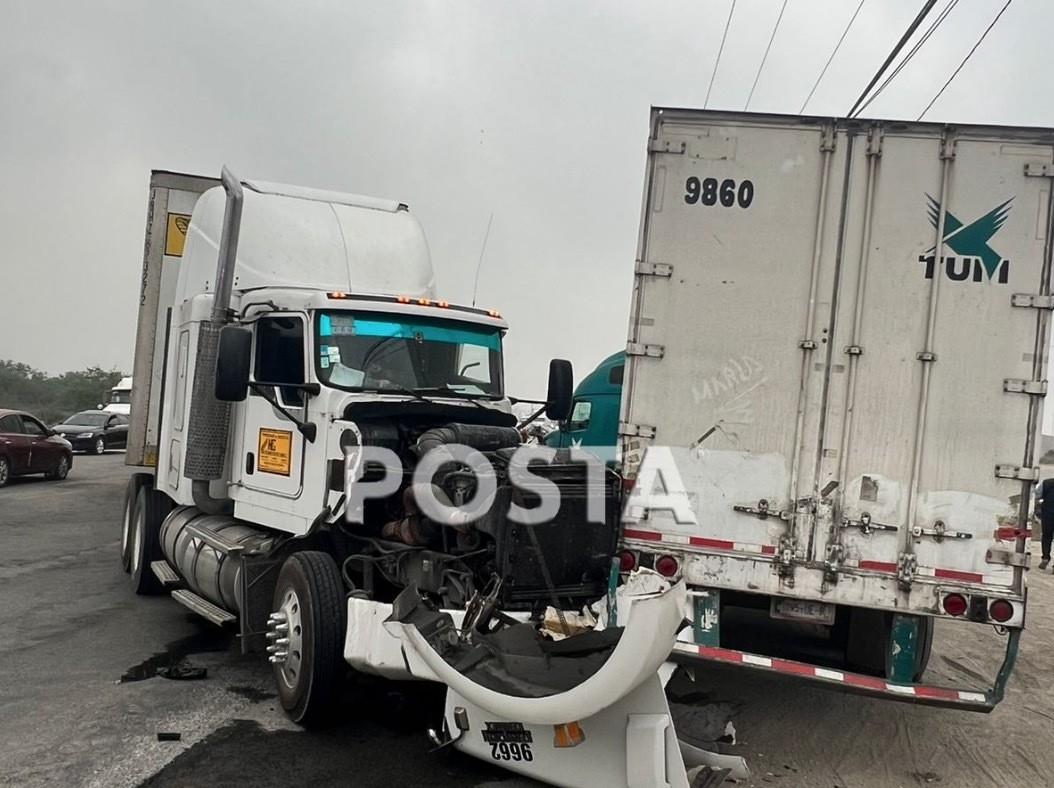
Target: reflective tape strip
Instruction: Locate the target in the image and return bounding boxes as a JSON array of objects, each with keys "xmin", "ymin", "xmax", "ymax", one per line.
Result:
[
  {"xmin": 845, "ymin": 560, "xmax": 990, "ymax": 585},
  {"xmin": 674, "ymin": 643, "xmax": 990, "ymax": 706},
  {"xmin": 622, "ymin": 528, "xmax": 776, "ymax": 558}
]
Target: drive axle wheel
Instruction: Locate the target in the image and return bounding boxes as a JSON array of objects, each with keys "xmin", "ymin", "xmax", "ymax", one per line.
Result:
[
  {"xmin": 121, "ymin": 475, "xmax": 150, "ymax": 572},
  {"xmin": 130, "ymin": 486, "xmax": 170, "ymax": 595},
  {"xmin": 270, "ymin": 551, "xmax": 346, "ymax": 727}
]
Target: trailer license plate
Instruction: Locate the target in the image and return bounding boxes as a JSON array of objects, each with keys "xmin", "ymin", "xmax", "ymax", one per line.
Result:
[{"xmin": 770, "ymin": 598, "xmax": 835, "ymax": 625}]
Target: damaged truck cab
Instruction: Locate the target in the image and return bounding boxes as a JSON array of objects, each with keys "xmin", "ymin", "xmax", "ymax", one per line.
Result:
[{"xmin": 122, "ymin": 170, "xmax": 705, "ymax": 786}]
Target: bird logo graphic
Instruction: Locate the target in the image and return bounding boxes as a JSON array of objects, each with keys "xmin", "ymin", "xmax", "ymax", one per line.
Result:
[{"xmin": 921, "ymin": 196, "xmax": 1013, "ymax": 283}]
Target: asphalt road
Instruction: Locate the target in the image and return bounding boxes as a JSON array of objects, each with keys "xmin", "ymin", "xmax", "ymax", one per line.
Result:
[{"xmin": 1, "ymin": 453, "xmax": 1053, "ymax": 787}]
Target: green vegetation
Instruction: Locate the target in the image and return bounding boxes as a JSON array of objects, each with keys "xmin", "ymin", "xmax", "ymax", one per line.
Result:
[{"xmin": 0, "ymin": 361, "xmax": 125, "ymax": 426}]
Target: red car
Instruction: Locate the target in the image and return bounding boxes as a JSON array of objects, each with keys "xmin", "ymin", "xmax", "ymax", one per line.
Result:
[{"xmin": 0, "ymin": 409, "xmax": 73, "ymax": 487}]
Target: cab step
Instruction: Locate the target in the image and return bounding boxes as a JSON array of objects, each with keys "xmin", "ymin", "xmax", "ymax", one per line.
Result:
[
  {"xmin": 150, "ymin": 560, "xmax": 182, "ymax": 588},
  {"xmin": 171, "ymin": 589, "xmax": 236, "ymax": 626}
]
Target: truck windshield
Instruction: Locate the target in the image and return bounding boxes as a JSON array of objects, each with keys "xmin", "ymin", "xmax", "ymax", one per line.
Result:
[{"xmin": 315, "ymin": 311, "xmax": 503, "ymax": 398}]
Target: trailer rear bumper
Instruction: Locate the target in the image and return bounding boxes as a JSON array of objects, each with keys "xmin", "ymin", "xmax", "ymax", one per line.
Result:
[{"xmin": 670, "ymin": 629, "xmax": 1020, "ymax": 712}]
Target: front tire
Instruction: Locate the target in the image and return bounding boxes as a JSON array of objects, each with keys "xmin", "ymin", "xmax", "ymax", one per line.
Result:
[
  {"xmin": 0, "ymin": 456, "xmax": 9, "ymax": 487},
  {"xmin": 270, "ymin": 552, "xmax": 347, "ymax": 727},
  {"xmin": 130, "ymin": 487, "xmax": 171, "ymax": 595},
  {"xmin": 94, "ymin": 437, "xmax": 106, "ymax": 455},
  {"xmin": 46, "ymin": 454, "xmax": 70, "ymax": 481}
]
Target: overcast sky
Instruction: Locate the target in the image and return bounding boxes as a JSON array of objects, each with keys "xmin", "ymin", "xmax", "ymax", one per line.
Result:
[{"xmin": 2, "ymin": 0, "xmax": 1052, "ymax": 404}]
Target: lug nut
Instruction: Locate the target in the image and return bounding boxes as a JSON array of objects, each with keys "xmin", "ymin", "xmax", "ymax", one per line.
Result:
[{"xmin": 275, "ymin": 637, "xmax": 289, "ymax": 647}]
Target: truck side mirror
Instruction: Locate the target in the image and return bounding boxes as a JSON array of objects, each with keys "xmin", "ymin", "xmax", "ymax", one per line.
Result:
[
  {"xmin": 545, "ymin": 359, "xmax": 573, "ymax": 421},
  {"xmin": 215, "ymin": 326, "xmax": 253, "ymax": 402}
]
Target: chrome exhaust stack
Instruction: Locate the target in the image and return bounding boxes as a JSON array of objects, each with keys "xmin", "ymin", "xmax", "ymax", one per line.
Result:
[{"xmin": 185, "ymin": 166, "xmax": 244, "ymax": 514}]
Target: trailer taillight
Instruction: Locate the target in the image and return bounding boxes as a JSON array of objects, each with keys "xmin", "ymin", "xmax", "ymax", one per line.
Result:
[
  {"xmin": 943, "ymin": 593, "xmax": 968, "ymax": 617},
  {"xmin": 989, "ymin": 599, "xmax": 1014, "ymax": 623},
  {"xmin": 655, "ymin": 555, "xmax": 679, "ymax": 578},
  {"xmin": 618, "ymin": 550, "xmax": 637, "ymax": 573}
]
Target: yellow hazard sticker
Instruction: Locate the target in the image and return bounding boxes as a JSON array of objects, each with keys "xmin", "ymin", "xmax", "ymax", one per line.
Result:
[
  {"xmin": 165, "ymin": 213, "xmax": 191, "ymax": 257},
  {"xmin": 258, "ymin": 428, "xmax": 293, "ymax": 476}
]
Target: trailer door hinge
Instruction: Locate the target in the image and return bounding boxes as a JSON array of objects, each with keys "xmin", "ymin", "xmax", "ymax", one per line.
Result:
[
  {"xmin": 618, "ymin": 422, "xmax": 656, "ymax": 439},
  {"xmin": 995, "ymin": 464, "xmax": 1040, "ymax": 482},
  {"xmin": 896, "ymin": 552, "xmax": 917, "ymax": 587},
  {"xmin": 626, "ymin": 342, "xmax": 665, "ymax": 358},
  {"xmin": 1004, "ymin": 378, "xmax": 1048, "ymax": 396},
  {"xmin": 824, "ymin": 543, "xmax": 845, "ymax": 583},
  {"xmin": 986, "ymin": 547, "xmax": 1030, "ymax": 568},
  {"xmin": 1011, "ymin": 293, "xmax": 1054, "ymax": 310},
  {"xmin": 1024, "ymin": 162, "xmax": 1054, "ymax": 178},
  {"xmin": 648, "ymin": 139, "xmax": 686, "ymax": 155},
  {"xmin": 634, "ymin": 260, "xmax": 674, "ymax": 277},
  {"xmin": 776, "ymin": 535, "xmax": 798, "ymax": 580},
  {"xmin": 840, "ymin": 512, "xmax": 898, "ymax": 536},
  {"xmin": 911, "ymin": 520, "xmax": 972, "ymax": 542}
]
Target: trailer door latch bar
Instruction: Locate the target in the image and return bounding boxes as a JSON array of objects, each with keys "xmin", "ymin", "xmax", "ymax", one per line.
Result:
[
  {"xmin": 911, "ymin": 520, "xmax": 972, "ymax": 542},
  {"xmin": 840, "ymin": 512, "xmax": 898, "ymax": 536}
]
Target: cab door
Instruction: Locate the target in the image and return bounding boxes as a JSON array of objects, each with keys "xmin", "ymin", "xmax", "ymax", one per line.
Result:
[{"xmin": 236, "ymin": 314, "xmax": 308, "ymax": 499}]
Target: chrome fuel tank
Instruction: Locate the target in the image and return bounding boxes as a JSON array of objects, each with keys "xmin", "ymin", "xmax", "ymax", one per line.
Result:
[{"xmin": 160, "ymin": 506, "xmax": 276, "ymax": 613}]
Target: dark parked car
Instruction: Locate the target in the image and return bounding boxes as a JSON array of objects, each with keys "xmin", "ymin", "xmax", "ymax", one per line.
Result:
[
  {"xmin": 0, "ymin": 409, "xmax": 73, "ymax": 487},
  {"xmin": 52, "ymin": 411, "xmax": 129, "ymax": 455}
]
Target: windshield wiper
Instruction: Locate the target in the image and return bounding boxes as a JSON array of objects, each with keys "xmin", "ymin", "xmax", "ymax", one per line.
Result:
[
  {"xmin": 412, "ymin": 386, "xmax": 495, "ymax": 409},
  {"xmin": 359, "ymin": 384, "xmax": 436, "ymax": 405}
]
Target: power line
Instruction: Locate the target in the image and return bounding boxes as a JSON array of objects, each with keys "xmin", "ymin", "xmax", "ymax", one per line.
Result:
[
  {"xmin": 917, "ymin": 0, "xmax": 1014, "ymax": 120},
  {"xmin": 853, "ymin": 0, "xmax": 960, "ymax": 118},
  {"xmin": 704, "ymin": 0, "xmax": 738, "ymax": 109},
  {"xmin": 745, "ymin": 0, "xmax": 789, "ymax": 110},
  {"xmin": 799, "ymin": 0, "xmax": 867, "ymax": 114},
  {"xmin": 846, "ymin": 0, "xmax": 940, "ymax": 118}
]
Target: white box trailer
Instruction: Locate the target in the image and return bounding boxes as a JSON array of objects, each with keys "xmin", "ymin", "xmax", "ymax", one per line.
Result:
[
  {"xmin": 620, "ymin": 108, "xmax": 1053, "ymax": 710},
  {"xmin": 127, "ymin": 171, "xmax": 220, "ymax": 469}
]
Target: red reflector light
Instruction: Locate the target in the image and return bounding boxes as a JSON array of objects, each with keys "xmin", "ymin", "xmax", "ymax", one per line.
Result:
[
  {"xmin": 943, "ymin": 593, "xmax": 968, "ymax": 617},
  {"xmin": 989, "ymin": 599, "xmax": 1014, "ymax": 623},
  {"xmin": 618, "ymin": 550, "xmax": 637, "ymax": 572},
  {"xmin": 328, "ymin": 291, "xmax": 348, "ymax": 299},
  {"xmin": 655, "ymin": 555, "xmax": 679, "ymax": 578}
]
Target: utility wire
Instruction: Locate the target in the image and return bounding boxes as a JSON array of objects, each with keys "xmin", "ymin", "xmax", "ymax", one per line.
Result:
[
  {"xmin": 704, "ymin": 0, "xmax": 738, "ymax": 109},
  {"xmin": 745, "ymin": 0, "xmax": 789, "ymax": 110},
  {"xmin": 470, "ymin": 213, "xmax": 493, "ymax": 307},
  {"xmin": 799, "ymin": 0, "xmax": 867, "ymax": 114},
  {"xmin": 917, "ymin": 0, "xmax": 1014, "ymax": 120},
  {"xmin": 853, "ymin": 0, "xmax": 960, "ymax": 118},
  {"xmin": 846, "ymin": 0, "xmax": 939, "ymax": 118}
]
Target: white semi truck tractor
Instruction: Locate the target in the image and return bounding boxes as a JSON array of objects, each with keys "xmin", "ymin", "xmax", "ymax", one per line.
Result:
[{"xmin": 122, "ymin": 169, "xmax": 716, "ymax": 787}]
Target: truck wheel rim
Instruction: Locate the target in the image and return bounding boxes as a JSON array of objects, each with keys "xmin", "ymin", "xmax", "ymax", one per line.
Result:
[
  {"xmin": 131, "ymin": 509, "xmax": 143, "ymax": 573},
  {"xmin": 121, "ymin": 500, "xmax": 133, "ymax": 556},
  {"xmin": 269, "ymin": 589, "xmax": 304, "ymax": 690}
]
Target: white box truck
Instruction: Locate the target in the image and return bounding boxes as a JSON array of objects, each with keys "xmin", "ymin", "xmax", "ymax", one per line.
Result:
[
  {"xmin": 618, "ymin": 108, "xmax": 1052, "ymax": 711},
  {"xmin": 121, "ymin": 168, "xmax": 719, "ymax": 787}
]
